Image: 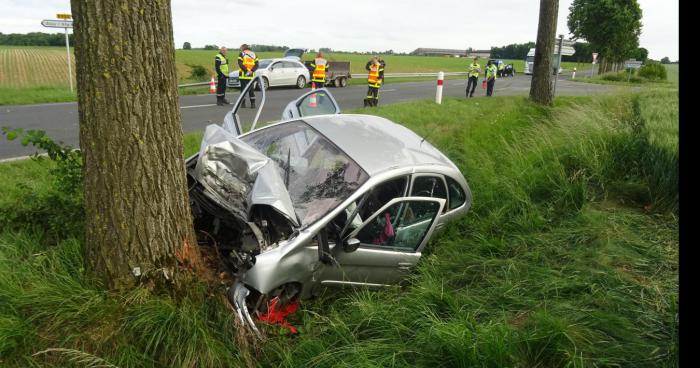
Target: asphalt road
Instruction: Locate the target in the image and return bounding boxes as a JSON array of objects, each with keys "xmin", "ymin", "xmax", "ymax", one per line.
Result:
[{"xmin": 0, "ymin": 74, "xmax": 619, "ymax": 160}]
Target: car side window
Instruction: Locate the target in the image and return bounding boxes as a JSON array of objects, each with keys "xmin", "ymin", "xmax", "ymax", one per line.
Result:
[
  {"xmin": 411, "ymin": 176, "xmax": 447, "ymax": 212},
  {"xmin": 358, "ymin": 176, "xmax": 408, "ymax": 220},
  {"xmin": 446, "ymin": 177, "xmax": 466, "ymax": 210},
  {"xmin": 355, "ymin": 200, "xmax": 441, "ymax": 251},
  {"xmin": 271, "ymin": 62, "xmax": 282, "ymax": 71}
]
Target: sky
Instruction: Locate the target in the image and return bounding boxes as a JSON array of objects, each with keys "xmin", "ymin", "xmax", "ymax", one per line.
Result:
[{"xmin": 0, "ymin": 0, "xmax": 679, "ymax": 60}]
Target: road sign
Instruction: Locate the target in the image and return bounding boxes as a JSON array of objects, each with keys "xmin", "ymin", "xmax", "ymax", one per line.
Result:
[
  {"xmin": 624, "ymin": 59, "xmax": 643, "ymax": 69},
  {"xmin": 41, "ymin": 19, "xmax": 73, "ymax": 92},
  {"xmin": 56, "ymin": 13, "xmax": 72, "ymax": 20},
  {"xmin": 41, "ymin": 19, "xmax": 73, "ymax": 28}
]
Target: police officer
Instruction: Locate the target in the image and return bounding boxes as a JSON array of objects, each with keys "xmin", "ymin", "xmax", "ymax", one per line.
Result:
[
  {"xmin": 237, "ymin": 44, "xmax": 259, "ymax": 108},
  {"xmin": 485, "ymin": 60, "xmax": 498, "ymax": 97},
  {"xmin": 466, "ymin": 57, "xmax": 481, "ymax": 98},
  {"xmin": 214, "ymin": 47, "xmax": 230, "ymax": 106},
  {"xmin": 364, "ymin": 57, "xmax": 384, "ymax": 107},
  {"xmin": 309, "ymin": 52, "xmax": 329, "ymax": 89},
  {"xmin": 497, "ymin": 60, "xmax": 505, "ymax": 77}
]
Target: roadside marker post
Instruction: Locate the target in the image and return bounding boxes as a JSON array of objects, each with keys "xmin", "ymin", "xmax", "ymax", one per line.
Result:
[
  {"xmin": 435, "ymin": 71, "xmax": 444, "ymax": 104},
  {"xmin": 591, "ymin": 53, "xmax": 598, "ymax": 78},
  {"xmin": 41, "ymin": 16, "xmax": 74, "ymax": 92},
  {"xmin": 572, "ymin": 68, "xmax": 576, "ymax": 79}
]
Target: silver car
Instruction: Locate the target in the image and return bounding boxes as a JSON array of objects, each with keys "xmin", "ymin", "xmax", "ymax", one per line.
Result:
[
  {"xmin": 227, "ymin": 48, "xmax": 309, "ymax": 90},
  {"xmin": 187, "ymin": 77, "xmax": 472, "ymax": 334}
]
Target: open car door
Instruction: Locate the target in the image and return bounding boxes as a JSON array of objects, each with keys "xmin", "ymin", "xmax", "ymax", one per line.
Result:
[
  {"xmin": 319, "ymin": 197, "xmax": 445, "ymax": 287},
  {"xmin": 281, "ymin": 88, "xmax": 340, "ymax": 121},
  {"xmin": 222, "ymin": 75, "xmax": 267, "ymax": 136}
]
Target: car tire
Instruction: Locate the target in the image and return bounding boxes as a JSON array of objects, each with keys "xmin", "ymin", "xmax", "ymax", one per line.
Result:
[
  {"xmin": 255, "ymin": 77, "xmax": 269, "ymax": 91},
  {"xmin": 339, "ymin": 77, "xmax": 347, "ymax": 87},
  {"xmin": 296, "ymin": 75, "xmax": 306, "ymax": 89},
  {"xmin": 333, "ymin": 78, "xmax": 341, "ymax": 88}
]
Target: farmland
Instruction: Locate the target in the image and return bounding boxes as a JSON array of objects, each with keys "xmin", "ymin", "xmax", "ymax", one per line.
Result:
[{"xmin": 1, "ymin": 46, "xmax": 587, "ymax": 105}]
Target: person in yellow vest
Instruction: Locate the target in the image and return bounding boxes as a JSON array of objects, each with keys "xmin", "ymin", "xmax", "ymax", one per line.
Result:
[
  {"xmin": 214, "ymin": 47, "xmax": 230, "ymax": 106},
  {"xmin": 309, "ymin": 52, "xmax": 329, "ymax": 89},
  {"xmin": 466, "ymin": 57, "xmax": 481, "ymax": 98},
  {"xmin": 484, "ymin": 60, "xmax": 498, "ymax": 97},
  {"xmin": 237, "ymin": 44, "xmax": 259, "ymax": 108},
  {"xmin": 497, "ymin": 61, "xmax": 505, "ymax": 77},
  {"xmin": 364, "ymin": 57, "xmax": 384, "ymax": 107}
]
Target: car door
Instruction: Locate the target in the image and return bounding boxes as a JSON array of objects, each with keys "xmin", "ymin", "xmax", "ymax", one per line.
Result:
[
  {"xmin": 409, "ymin": 174, "xmax": 449, "ymax": 230},
  {"xmin": 319, "ymin": 197, "xmax": 445, "ymax": 287},
  {"xmin": 268, "ymin": 61, "xmax": 285, "ymax": 86}
]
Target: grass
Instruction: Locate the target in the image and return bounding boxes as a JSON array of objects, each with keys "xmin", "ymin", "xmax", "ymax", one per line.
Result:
[
  {"xmin": 1, "ymin": 46, "xmax": 580, "ymax": 105},
  {"xmin": 0, "ymin": 90, "xmax": 678, "ymax": 367},
  {"xmin": 572, "ymin": 64, "xmax": 679, "ymax": 88}
]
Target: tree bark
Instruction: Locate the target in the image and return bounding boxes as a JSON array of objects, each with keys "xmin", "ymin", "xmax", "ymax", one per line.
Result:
[
  {"xmin": 529, "ymin": 0, "xmax": 559, "ymax": 105},
  {"xmin": 71, "ymin": 0, "xmax": 197, "ymax": 289}
]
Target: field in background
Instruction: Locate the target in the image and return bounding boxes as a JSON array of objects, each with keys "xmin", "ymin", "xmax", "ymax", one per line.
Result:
[
  {"xmin": 0, "ymin": 89, "xmax": 678, "ymax": 367},
  {"xmin": 1, "ymin": 46, "xmax": 585, "ymax": 105}
]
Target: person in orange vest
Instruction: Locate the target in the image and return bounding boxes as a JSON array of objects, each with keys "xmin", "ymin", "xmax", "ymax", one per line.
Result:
[
  {"xmin": 364, "ymin": 57, "xmax": 384, "ymax": 107},
  {"xmin": 237, "ymin": 44, "xmax": 259, "ymax": 108},
  {"xmin": 309, "ymin": 52, "xmax": 329, "ymax": 89}
]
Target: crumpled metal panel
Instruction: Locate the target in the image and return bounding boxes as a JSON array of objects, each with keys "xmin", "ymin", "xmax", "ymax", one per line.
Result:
[{"xmin": 194, "ymin": 124, "xmax": 299, "ymax": 227}]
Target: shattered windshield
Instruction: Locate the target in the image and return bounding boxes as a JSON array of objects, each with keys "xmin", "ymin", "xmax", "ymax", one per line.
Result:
[{"xmin": 241, "ymin": 121, "xmax": 369, "ymax": 226}]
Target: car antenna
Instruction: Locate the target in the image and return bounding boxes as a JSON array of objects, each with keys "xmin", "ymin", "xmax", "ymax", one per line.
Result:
[{"xmin": 419, "ymin": 127, "xmax": 435, "ymax": 148}]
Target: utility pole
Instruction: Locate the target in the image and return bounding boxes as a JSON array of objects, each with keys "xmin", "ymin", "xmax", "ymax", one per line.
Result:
[{"xmin": 552, "ymin": 34, "xmax": 563, "ymax": 97}]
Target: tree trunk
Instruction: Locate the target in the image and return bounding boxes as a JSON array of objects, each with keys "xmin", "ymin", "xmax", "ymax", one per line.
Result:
[
  {"xmin": 71, "ymin": 0, "xmax": 197, "ymax": 289},
  {"xmin": 529, "ymin": 0, "xmax": 559, "ymax": 105}
]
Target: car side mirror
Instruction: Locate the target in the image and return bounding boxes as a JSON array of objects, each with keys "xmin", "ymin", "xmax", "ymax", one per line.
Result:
[
  {"xmin": 343, "ymin": 238, "xmax": 360, "ymax": 253},
  {"xmin": 269, "ymin": 66, "xmax": 274, "ymax": 71}
]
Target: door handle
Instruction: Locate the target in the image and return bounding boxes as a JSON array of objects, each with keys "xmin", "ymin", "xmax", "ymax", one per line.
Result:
[{"xmin": 397, "ymin": 262, "xmax": 413, "ymax": 271}]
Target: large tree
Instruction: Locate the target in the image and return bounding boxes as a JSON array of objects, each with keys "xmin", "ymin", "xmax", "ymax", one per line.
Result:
[
  {"xmin": 529, "ymin": 0, "xmax": 559, "ymax": 105},
  {"xmin": 71, "ymin": 0, "xmax": 198, "ymax": 289},
  {"xmin": 568, "ymin": 0, "xmax": 642, "ymax": 73}
]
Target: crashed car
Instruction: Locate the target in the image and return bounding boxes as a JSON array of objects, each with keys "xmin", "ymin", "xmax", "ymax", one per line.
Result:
[{"xmin": 186, "ymin": 76, "xmax": 472, "ymax": 335}]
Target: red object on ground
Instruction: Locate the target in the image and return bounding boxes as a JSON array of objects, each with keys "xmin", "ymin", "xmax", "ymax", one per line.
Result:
[
  {"xmin": 257, "ymin": 297, "xmax": 300, "ymax": 334},
  {"xmin": 482, "ymin": 80, "xmax": 487, "ymax": 89}
]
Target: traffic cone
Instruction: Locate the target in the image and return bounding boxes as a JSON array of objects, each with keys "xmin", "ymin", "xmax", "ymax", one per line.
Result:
[
  {"xmin": 209, "ymin": 77, "xmax": 216, "ymax": 94},
  {"xmin": 309, "ymin": 93, "xmax": 317, "ymax": 108}
]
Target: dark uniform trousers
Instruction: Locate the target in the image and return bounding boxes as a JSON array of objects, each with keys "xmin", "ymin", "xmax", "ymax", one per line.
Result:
[{"xmin": 239, "ymin": 78, "xmax": 255, "ymax": 103}]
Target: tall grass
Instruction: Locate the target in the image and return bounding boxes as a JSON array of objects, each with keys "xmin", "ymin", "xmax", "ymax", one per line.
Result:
[{"xmin": 0, "ymin": 91, "xmax": 678, "ymax": 367}]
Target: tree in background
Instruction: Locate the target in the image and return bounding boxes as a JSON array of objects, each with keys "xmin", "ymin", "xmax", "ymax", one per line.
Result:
[
  {"xmin": 661, "ymin": 57, "xmax": 671, "ymax": 64},
  {"xmin": 203, "ymin": 44, "xmax": 218, "ymax": 50},
  {"xmin": 183, "ymin": 42, "xmax": 191, "ymax": 50},
  {"xmin": 71, "ymin": 0, "xmax": 199, "ymax": 289},
  {"xmin": 0, "ymin": 32, "xmax": 74, "ymax": 46},
  {"xmin": 529, "ymin": 0, "xmax": 558, "ymax": 106},
  {"xmin": 491, "ymin": 42, "xmax": 535, "ymax": 60},
  {"xmin": 634, "ymin": 47, "xmax": 649, "ymax": 62},
  {"xmin": 568, "ymin": 0, "xmax": 642, "ymax": 73}
]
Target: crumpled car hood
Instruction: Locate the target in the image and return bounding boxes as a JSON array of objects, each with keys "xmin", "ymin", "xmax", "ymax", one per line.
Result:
[{"xmin": 193, "ymin": 124, "xmax": 300, "ymax": 227}]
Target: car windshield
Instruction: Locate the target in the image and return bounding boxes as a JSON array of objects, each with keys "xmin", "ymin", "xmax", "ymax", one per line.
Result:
[
  {"xmin": 241, "ymin": 121, "xmax": 369, "ymax": 227},
  {"xmin": 258, "ymin": 60, "xmax": 273, "ymax": 69}
]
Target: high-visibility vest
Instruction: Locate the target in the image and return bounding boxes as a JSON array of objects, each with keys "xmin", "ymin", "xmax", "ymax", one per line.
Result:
[
  {"xmin": 498, "ymin": 63, "xmax": 505, "ymax": 71},
  {"xmin": 311, "ymin": 58, "xmax": 328, "ymax": 82},
  {"xmin": 216, "ymin": 53, "xmax": 229, "ymax": 75},
  {"xmin": 238, "ymin": 50, "xmax": 257, "ymax": 80},
  {"xmin": 486, "ymin": 65, "xmax": 498, "ymax": 79},
  {"xmin": 468, "ymin": 63, "xmax": 481, "ymax": 78},
  {"xmin": 368, "ymin": 64, "xmax": 383, "ymax": 87}
]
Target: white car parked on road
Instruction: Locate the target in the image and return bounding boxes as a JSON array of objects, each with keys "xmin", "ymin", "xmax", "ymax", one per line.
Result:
[{"xmin": 227, "ymin": 49, "xmax": 309, "ymax": 90}]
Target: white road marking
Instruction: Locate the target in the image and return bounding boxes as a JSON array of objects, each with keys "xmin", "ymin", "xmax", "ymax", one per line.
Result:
[{"xmin": 181, "ymin": 103, "xmax": 218, "ymax": 109}]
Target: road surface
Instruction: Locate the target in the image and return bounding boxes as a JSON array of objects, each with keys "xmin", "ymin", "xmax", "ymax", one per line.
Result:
[{"xmin": 0, "ymin": 75, "xmax": 620, "ymax": 160}]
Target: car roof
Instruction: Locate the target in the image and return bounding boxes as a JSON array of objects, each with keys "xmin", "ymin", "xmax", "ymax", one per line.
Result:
[{"xmin": 301, "ymin": 114, "xmax": 458, "ymax": 176}]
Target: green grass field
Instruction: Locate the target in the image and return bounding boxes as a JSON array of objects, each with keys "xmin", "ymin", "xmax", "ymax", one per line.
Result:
[
  {"xmin": 1, "ymin": 46, "xmax": 584, "ymax": 105},
  {"xmin": 0, "ymin": 88, "xmax": 678, "ymax": 367}
]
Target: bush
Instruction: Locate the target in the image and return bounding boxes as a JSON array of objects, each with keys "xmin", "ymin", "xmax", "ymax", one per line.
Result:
[
  {"xmin": 187, "ymin": 64, "xmax": 208, "ymax": 80},
  {"xmin": 601, "ymin": 71, "xmax": 644, "ymax": 83},
  {"xmin": 637, "ymin": 63, "xmax": 667, "ymax": 81}
]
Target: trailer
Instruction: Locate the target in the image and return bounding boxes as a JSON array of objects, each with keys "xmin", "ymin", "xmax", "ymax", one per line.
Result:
[{"xmin": 304, "ymin": 60, "xmax": 352, "ymax": 87}]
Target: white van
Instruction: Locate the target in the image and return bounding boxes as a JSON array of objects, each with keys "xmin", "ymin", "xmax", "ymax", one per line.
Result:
[{"xmin": 523, "ymin": 48, "xmax": 562, "ymax": 75}]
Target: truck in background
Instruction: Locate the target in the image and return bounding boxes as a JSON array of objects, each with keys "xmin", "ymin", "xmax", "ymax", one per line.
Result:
[{"xmin": 524, "ymin": 48, "xmax": 562, "ymax": 75}]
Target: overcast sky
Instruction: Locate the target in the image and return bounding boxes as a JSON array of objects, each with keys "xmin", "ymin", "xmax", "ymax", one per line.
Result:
[{"xmin": 0, "ymin": 0, "xmax": 679, "ymax": 60}]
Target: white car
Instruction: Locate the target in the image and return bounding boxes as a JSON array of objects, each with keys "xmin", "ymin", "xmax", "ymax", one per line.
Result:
[{"xmin": 227, "ymin": 49, "xmax": 309, "ymax": 90}]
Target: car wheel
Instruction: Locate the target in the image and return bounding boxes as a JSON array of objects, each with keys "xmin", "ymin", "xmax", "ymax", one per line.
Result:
[
  {"xmin": 296, "ymin": 75, "xmax": 306, "ymax": 89},
  {"xmin": 255, "ymin": 77, "xmax": 269, "ymax": 91},
  {"xmin": 339, "ymin": 77, "xmax": 347, "ymax": 87}
]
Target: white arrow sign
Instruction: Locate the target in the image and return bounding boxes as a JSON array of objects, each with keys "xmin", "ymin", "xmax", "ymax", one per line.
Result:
[{"xmin": 41, "ymin": 19, "xmax": 73, "ymax": 28}]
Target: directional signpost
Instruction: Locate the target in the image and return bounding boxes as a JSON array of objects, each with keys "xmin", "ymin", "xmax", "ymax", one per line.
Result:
[
  {"xmin": 41, "ymin": 14, "xmax": 74, "ymax": 92},
  {"xmin": 624, "ymin": 59, "xmax": 643, "ymax": 82}
]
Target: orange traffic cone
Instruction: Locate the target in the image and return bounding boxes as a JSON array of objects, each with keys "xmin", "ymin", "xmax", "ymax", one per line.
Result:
[
  {"xmin": 309, "ymin": 93, "xmax": 317, "ymax": 107},
  {"xmin": 209, "ymin": 77, "xmax": 216, "ymax": 94}
]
